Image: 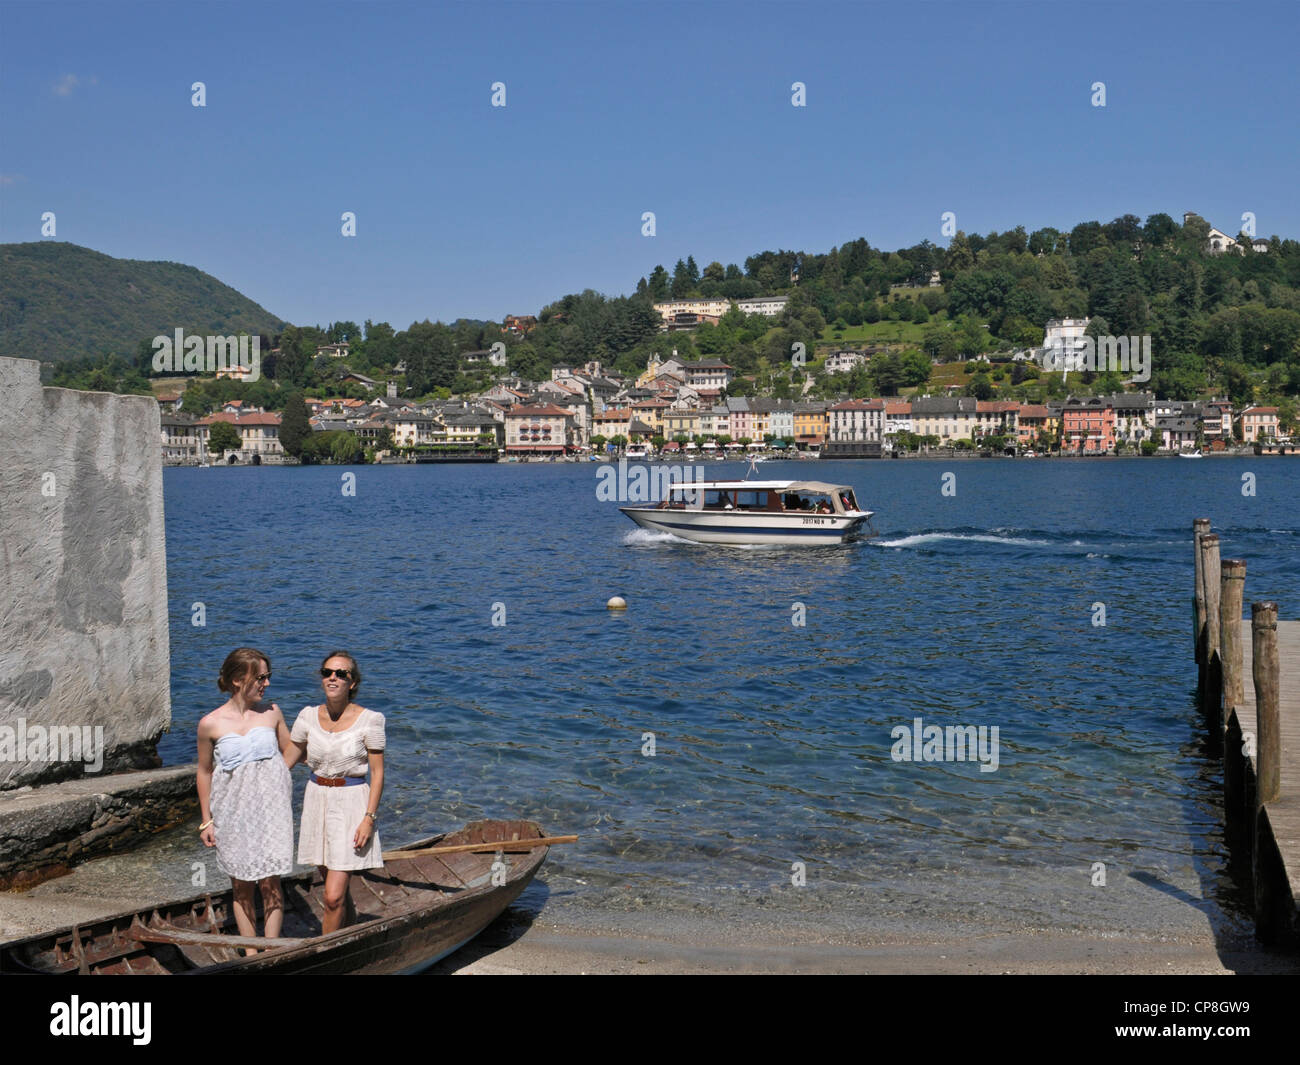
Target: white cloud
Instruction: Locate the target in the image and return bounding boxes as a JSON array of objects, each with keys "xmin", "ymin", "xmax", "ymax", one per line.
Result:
[{"xmin": 53, "ymin": 74, "xmax": 96, "ymax": 97}]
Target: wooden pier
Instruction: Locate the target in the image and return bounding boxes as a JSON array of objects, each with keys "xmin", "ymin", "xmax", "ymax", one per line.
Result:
[{"xmin": 1195, "ymin": 519, "xmax": 1300, "ymax": 943}]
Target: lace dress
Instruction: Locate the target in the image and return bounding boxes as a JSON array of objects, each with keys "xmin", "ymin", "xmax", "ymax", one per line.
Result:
[
  {"xmin": 209, "ymin": 726, "xmax": 294, "ymax": 882},
  {"xmin": 291, "ymin": 705, "xmax": 385, "ymax": 871}
]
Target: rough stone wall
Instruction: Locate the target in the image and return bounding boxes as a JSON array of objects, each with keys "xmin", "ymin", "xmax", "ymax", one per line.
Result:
[{"xmin": 0, "ymin": 357, "xmax": 170, "ymax": 789}]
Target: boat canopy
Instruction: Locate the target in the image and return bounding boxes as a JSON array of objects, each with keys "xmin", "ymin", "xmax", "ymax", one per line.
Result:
[{"xmin": 665, "ymin": 479, "xmax": 853, "ymax": 494}]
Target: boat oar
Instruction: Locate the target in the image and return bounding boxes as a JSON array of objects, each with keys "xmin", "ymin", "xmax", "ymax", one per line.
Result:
[{"xmin": 383, "ymin": 834, "xmax": 577, "ymax": 861}]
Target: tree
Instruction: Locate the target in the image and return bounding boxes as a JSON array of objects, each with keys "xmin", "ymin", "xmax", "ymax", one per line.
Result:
[
  {"xmin": 279, "ymin": 392, "xmax": 312, "ymax": 457},
  {"xmin": 1028, "ymin": 228, "xmax": 1061, "ymax": 256},
  {"xmin": 208, "ymin": 420, "xmax": 241, "ymax": 456},
  {"xmin": 1143, "ymin": 213, "xmax": 1178, "ymax": 248},
  {"xmin": 330, "ymin": 432, "xmax": 360, "ymax": 464},
  {"xmin": 647, "ymin": 265, "xmax": 670, "ymax": 301}
]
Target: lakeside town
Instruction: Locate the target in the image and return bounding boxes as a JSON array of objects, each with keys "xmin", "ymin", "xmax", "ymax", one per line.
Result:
[{"xmin": 158, "ymin": 308, "xmax": 1287, "ymax": 466}]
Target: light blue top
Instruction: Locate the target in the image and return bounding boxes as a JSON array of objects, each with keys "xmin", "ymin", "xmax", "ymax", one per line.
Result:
[{"xmin": 213, "ymin": 726, "xmax": 280, "ymax": 771}]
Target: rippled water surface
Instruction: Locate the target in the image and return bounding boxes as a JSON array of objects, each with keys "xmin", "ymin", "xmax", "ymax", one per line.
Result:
[{"xmin": 160, "ymin": 458, "xmax": 1300, "ymax": 938}]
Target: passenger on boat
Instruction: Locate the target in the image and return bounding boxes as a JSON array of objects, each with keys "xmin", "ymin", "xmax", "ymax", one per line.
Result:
[{"xmin": 816, "ymin": 500, "xmax": 832, "ymax": 514}]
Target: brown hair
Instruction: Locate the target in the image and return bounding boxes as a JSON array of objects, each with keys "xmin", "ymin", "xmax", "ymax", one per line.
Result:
[
  {"xmin": 218, "ymin": 648, "xmax": 271, "ymax": 693},
  {"xmin": 320, "ymin": 650, "xmax": 361, "ymax": 696}
]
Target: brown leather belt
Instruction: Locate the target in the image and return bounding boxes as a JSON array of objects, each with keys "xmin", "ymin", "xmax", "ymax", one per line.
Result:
[{"xmin": 311, "ymin": 774, "xmax": 365, "ymax": 787}]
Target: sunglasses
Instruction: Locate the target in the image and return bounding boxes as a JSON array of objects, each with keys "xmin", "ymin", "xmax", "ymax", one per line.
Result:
[{"xmin": 320, "ymin": 668, "xmax": 354, "ymax": 680}]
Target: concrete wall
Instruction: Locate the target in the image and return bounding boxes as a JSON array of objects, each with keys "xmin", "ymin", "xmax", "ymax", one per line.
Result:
[{"xmin": 0, "ymin": 357, "xmax": 170, "ymax": 789}]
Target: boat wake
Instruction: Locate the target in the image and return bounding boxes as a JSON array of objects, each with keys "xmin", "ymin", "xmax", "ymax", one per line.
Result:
[
  {"xmin": 873, "ymin": 531, "xmax": 1054, "ymax": 550},
  {"xmin": 622, "ymin": 528, "xmax": 689, "ymax": 547}
]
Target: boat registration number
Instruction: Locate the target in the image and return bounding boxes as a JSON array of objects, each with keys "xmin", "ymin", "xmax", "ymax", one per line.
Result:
[{"xmin": 802, "ymin": 517, "xmax": 829, "ymax": 525}]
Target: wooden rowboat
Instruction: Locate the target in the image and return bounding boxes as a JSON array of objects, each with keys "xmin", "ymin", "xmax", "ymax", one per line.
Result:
[{"xmin": 0, "ymin": 819, "xmax": 555, "ymax": 974}]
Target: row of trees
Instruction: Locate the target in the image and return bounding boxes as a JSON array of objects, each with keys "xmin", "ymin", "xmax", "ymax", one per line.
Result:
[{"xmin": 72, "ymin": 209, "xmax": 1300, "ymax": 423}]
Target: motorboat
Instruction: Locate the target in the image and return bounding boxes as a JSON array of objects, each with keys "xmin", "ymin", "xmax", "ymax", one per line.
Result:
[{"xmin": 620, "ymin": 479, "xmax": 874, "ymax": 546}]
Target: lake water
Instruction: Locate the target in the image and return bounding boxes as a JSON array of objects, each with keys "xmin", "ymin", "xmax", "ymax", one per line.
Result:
[{"xmin": 159, "ymin": 457, "xmax": 1300, "ymax": 942}]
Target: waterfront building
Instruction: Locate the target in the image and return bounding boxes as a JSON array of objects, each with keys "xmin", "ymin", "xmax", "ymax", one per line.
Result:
[
  {"xmin": 1015, "ymin": 404, "xmax": 1051, "ymax": 448},
  {"xmin": 592, "ymin": 407, "xmax": 633, "ymax": 441},
  {"xmin": 883, "ymin": 400, "xmax": 913, "ymax": 444},
  {"xmin": 1238, "ymin": 405, "xmax": 1280, "ymax": 443},
  {"xmin": 160, "ymin": 414, "xmax": 201, "ymax": 464},
  {"xmin": 505, "ymin": 403, "xmax": 574, "ymax": 456},
  {"xmin": 1061, "ymin": 396, "xmax": 1116, "ymax": 453},
  {"xmin": 765, "ymin": 399, "xmax": 795, "ymax": 441},
  {"xmin": 793, "ymin": 402, "xmax": 828, "ymax": 448},
  {"xmin": 909, "ymin": 396, "xmax": 979, "ymax": 443},
  {"xmin": 1101, "ymin": 392, "xmax": 1155, "ymax": 447},
  {"xmin": 1156, "ymin": 415, "xmax": 1199, "ymax": 451},
  {"xmin": 196, "ymin": 411, "xmax": 284, "ymax": 462},
  {"xmin": 1201, "ymin": 400, "xmax": 1234, "ymax": 444},
  {"xmin": 827, "ymin": 398, "xmax": 884, "ymax": 443},
  {"xmin": 974, "ymin": 400, "xmax": 1020, "ymax": 441},
  {"xmin": 391, "ymin": 412, "xmax": 438, "ymax": 448}
]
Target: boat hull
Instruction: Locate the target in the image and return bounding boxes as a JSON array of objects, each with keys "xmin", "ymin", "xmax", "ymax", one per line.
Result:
[
  {"xmin": 621, "ymin": 506, "xmax": 872, "ymax": 545},
  {"xmin": 0, "ymin": 819, "xmax": 548, "ymax": 975}
]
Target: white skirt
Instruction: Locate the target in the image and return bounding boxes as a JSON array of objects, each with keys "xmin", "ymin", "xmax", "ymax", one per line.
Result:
[
  {"xmin": 298, "ymin": 779, "xmax": 383, "ymax": 871},
  {"xmin": 210, "ymin": 756, "xmax": 294, "ymax": 882}
]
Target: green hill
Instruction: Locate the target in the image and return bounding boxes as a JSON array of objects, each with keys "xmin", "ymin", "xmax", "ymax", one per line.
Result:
[{"xmin": 0, "ymin": 242, "xmax": 286, "ymax": 363}]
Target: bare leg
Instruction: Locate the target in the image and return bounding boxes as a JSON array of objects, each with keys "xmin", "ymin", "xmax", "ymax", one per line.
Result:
[
  {"xmin": 230, "ymin": 879, "xmax": 259, "ymax": 955},
  {"xmin": 321, "ymin": 869, "xmax": 352, "ymax": 934},
  {"xmin": 259, "ymin": 876, "xmax": 284, "ymax": 940}
]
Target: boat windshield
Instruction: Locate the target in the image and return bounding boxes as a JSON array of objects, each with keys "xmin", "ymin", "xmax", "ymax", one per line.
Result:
[
  {"xmin": 659, "ymin": 485, "xmax": 859, "ymax": 515},
  {"xmin": 780, "ymin": 489, "xmax": 838, "ymax": 514}
]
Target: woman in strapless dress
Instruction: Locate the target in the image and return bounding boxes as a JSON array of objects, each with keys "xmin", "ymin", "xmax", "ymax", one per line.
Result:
[{"xmin": 196, "ymin": 648, "xmax": 295, "ymax": 951}]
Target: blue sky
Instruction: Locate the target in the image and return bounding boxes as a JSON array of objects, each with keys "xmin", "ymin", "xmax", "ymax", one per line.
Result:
[{"xmin": 2, "ymin": 1, "xmax": 1297, "ymax": 331}]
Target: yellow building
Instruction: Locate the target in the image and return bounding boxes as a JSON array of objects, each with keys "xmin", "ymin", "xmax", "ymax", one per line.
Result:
[{"xmin": 793, "ymin": 405, "xmax": 828, "ymax": 445}]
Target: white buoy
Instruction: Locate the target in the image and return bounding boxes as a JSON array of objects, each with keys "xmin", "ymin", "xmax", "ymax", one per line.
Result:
[{"xmin": 606, "ymin": 596, "xmax": 627, "ymax": 610}]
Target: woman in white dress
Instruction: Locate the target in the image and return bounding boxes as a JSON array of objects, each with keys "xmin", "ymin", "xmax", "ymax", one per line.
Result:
[
  {"xmin": 196, "ymin": 648, "xmax": 295, "ymax": 951},
  {"xmin": 285, "ymin": 650, "xmax": 385, "ymax": 934}
]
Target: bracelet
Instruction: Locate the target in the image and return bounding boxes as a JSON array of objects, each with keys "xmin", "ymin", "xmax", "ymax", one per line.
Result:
[
  {"xmin": 198, "ymin": 819, "xmax": 214, "ymax": 831},
  {"xmin": 365, "ymin": 811, "xmax": 377, "ymax": 822}
]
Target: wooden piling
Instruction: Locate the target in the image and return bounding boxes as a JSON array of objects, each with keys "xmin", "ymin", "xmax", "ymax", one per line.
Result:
[
  {"xmin": 1200, "ymin": 534, "xmax": 1222, "ymax": 732},
  {"xmin": 1249, "ymin": 601, "xmax": 1284, "ymax": 940},
  {"xmin": 1253, "ymin": 602, "xmax": 1280, "ymax": 806},
  {"xmin": 1220, "ymin": 559, "xmax": 1246, "ymax": 722},
  {"xmin": 1193, "ymin": 518, "xmax": 1210, "ymax": 665}
]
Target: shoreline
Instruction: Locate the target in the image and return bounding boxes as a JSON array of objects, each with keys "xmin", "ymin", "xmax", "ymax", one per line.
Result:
[{"xmin": 4, "ymin": 842, "xmax": 1296, "ymax": 975}]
